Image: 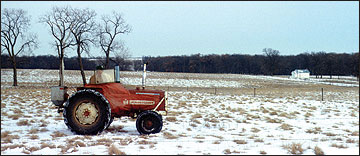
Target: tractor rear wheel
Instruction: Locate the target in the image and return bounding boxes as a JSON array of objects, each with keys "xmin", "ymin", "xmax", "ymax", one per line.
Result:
[
  {"xmin": 136, "ymin": 111, "xmax": 163, "ymax": 134},
  {"xmin": 63, "ymin": 89, "xmax": 111, "ymax": 135},
  {"xmin": 106, "ymin": 117, "xmax": 114, "ymax": 129}
]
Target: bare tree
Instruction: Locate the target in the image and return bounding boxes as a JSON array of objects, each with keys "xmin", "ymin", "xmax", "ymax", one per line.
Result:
[
  {"xmin": 98, "ymin": 11, "xmax": 131, "ymax": 69},
  {"xmin": 1, "ymin": 8, "xmax": 38, "ymax": 86},
  {"xmin": 69, "ymin": 7, "xmax": 97, "ymax": 85},
  {"xmin": 39, "ymin": 6, "xmax": 75, "ymax": 86},
  {"xmin": 111, "ymin": 45, "xmax": 131, "ymax": 70},
  {"xmin": 263, "ymin": 48, "xmax": 280, "ymax": 76}
]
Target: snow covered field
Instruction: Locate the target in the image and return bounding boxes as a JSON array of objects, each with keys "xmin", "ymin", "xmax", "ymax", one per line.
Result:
[{"xmin": 1, "ymin": 69, "xmax": 359, "ymax": 155}]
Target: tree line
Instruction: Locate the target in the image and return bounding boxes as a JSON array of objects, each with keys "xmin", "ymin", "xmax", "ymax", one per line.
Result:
[
  {"xmin": 1, "ymin": 54, "xmax": 138, "ymax": 71},
  {"xmin": 2, "ymin": 50, "xmax": 358, "ymax": 79},
  {"xmin": 143, "ymin": 50, "xmax": 359, "ymax": 78}
]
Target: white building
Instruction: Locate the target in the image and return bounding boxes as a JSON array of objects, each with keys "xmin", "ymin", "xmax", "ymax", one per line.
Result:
[{"xmin": 291, "ymin": 69, "xmax": 310, "ymax": 79}]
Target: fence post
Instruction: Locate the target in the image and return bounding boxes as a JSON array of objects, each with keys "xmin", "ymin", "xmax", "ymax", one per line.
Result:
[
  {"xmin": 254, "ymin": 88, "xmax": 256, "ymax": 97},
  {"xmin": 321, "ymin": 88, "xmax": 323, "ymax": 101}
]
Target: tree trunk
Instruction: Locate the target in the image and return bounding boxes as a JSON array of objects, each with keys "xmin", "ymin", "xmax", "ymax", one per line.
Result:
[
  {"xmin": 77, "ymin": 45, "xmax": 86, "ymax": 85},
  {"xmin": 105, "ymin": 52, "xmax": 110, "ymax": 69},
  {"xmin": 12, "ymin": 59, "xmax": 17, "ymax": 86},
  {"xmin": 59, "ymin": 56, "xmax": 65, "ymax": 86}
]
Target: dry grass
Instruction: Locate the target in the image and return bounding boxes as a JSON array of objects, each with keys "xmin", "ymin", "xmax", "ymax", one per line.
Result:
[
  {"xmin": 8, "ymin": 114, "xmax": 20, "ymax": 120},
  {"xmin": 346, "ymin": 139, "xmax": 356, "ymax": 143},
  {"xmin": 137, "ymin": 140, "xmax": 157, "ymax": 145},
  {"xmin": 165, "ymin": 116, "xmax": 177, "ymax": 122},
  {"xmin": 25, "ymin": 146, "xmax": 40, "ymax": 153},
  {"xmin": 163, "ymin": 132, "xmax": 179, "ymax": 139},
  {"xmin": 1, "ymin": 144, "xmax": 25, "ymax": 152},
  {"xmin": 191, "ymin": 113, "xmax": 202, "ymax": 119},
  {"xmin": 350, "ymin": 131, "xmax": 359, "ymax": 136},
  {"xmin": 280, "ymin": 123, "xmax": 293, "ymax": 130},
  {"xmin": 314, "ymin": 146, "xmax": 324, "ymax": 155},
  {"xmin": 1, "ymin": 132, "xmax": 20, "ymax": 144},
  {"xmin": 28, "ymin": 128, "xmax": 39, "ymax": 134},
  {"xmin": 223, "ymin": 149, "xmax": 231, "ymax": 154},
  {"xmin": 282, "ymin": 142, "xmax": 304, "ymax": 154},
  {"xmin": 29, "ymin": 135, "xmax": 39, "ymax": 140},
  {"xmin": 251, "ymin": 127, "xmax": 261, "ymax": 133},
  {"xmin": 94, "ymin": 138, "xmax": 113, "ymax": 147},
  {"xmin": 306, "ymin": 127, "xmax": 322, "ymax": 134},
  {"xmin": 51, "ymin": 131, "xmax": 67, "ymax": 138},
  {"xmin": 259, "ymin": 150, "xmax": 267, "ymax": 155},
  {"xmin": 265, "ymin": 117, "xmax": 282, "ymax": 123},
  {"xmin": 331, "ymin": 143, "xmax": 348, "ymax": 149},
  {"xmin": 323, "ymin": 132, "xmax": 337, "ymax": 136},
  {"xmin": 40, "ymin": 142, "xmax": 56, "ymax": 149},
  {"xmin": 233, "ymin": 140, "xmax": 247, "ymax": 144},
  {"xmin": 254, "ymin": 138, "xmax": 264, "ymax": 142},
  {"xmin": 16, "ymin": 119, "xmax": 30, "ymax": 126}
]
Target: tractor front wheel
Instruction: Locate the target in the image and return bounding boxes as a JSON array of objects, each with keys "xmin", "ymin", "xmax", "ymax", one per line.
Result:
[
  {"xmin": 136, "ymin": 111, "xmax": 163, "ymax": 134},
  {"xmin": 63, "ymin": 90, "xmax": 111, "ymax": 135}
]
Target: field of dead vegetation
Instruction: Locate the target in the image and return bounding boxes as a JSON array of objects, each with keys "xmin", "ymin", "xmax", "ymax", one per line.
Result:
[{"xmin": 1, "ymin": 69, "xmax": 359, "ymax": 155}]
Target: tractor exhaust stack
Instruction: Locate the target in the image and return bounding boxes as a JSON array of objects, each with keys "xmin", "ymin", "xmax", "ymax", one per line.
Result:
[
  {"xmin": 142, "ymin": 63, "xmax": 147, "ymax": 89},
  {"xmin": 115, "ymin": 65, "xmax": 120, "ymax": 83}
]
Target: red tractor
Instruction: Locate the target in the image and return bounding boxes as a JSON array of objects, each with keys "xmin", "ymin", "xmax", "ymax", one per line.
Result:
[{"xmin": 51, "ymin": 65, "xmax": 168, "ymax": 135}]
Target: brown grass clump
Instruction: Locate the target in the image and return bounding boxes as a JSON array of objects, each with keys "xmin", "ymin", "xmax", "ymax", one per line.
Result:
[
  {"xmin": 350, "ymin": 131, "xmax": 359, "ymax": 136},
  {"xmin": 213, "ymin": 140, "xmax": 221, "ymax": 144},
  {"xmin": 163, "ymin": 132, "xmax": 179, "ymax": 139},
  {"xmin": 265, "ymin": 117, "xmax": 282, "ymax": 123},
  {"xmin": 234, "ymin": 140, "xmax": 247, "ymax": 144},
  {"xmin": 51, "ymin": 131, "xmax": 67, "ymax": 138},
  {"xmin": 251, "ymin": 127, "xmax": 261, "ymax": 133},
  {"xmin": 1, "ymin": 131, "xmax": 10, "ymax": 138},
  {"xmin": 191, "ymin": 119, "xmax": 201, "ymax": 124},
  {"xmin": 346, "ymin": 139, "xmax": 356, "ymax": 143},
  {"xmin": 223, "ymin": 149, "xmax": 231, "ymax": 154},
  {"xmin": 331, "ymin": 143, "xmax": 348, "ymax": 149},
  {"xmin": 1, "ymin": 144, "xmax": 25, "ymax": 152},
  {"xmin": 193, "ymin": 136, "xmax": 205, "ymax": 139},
  {"xmin": 269, "ymin": 111, "xmax": 278, "ymax": 116},
  {"xmin": 74, "ymin": 141, "xmax": 86, "ymax": 147},
  {"xmin": 8, "ymin": 114, "xmax": 20, "ymax": 120},
  {"xmin": 259, "ymin": 150, "xmax": 267, "ymax": 155},
  {"xmin": 16, "ymin": 119, "xmax": 30, "ymax": 126},
  {"xmin": 323, "ymin": 132, "xmax": 336, "ymax": 136},
  {"xmin": 95, "ymin": 138, "xmax": 113, "ymax": 147},
  {"xmin": 138, "ymin": 140, "xmax": 157, "ymax": 145},
  {"xmin": 280, "ymin": 123, "xmax": 293, "ymax": 130},
  {"xmin": 254, "ymin": 138, "xmax": 264, "ymax": 142},
  {"xmin": 313, "ymin": 146, "xmax": 324, "ymax": 155},
  {"xmin": 25, "ymin": 146, "xmax": 40, "ymax": 153},
  {"xmin": 28, "ymin": 128, "xmax": 39, "ymax": 134},
  {"xmin": 1, "ymin": 133, "xmax": 20, "ymax": 144},
  {"xmin": 304, "ymin": 112, "xmax": 313, "ymax": 118},
  {"xmin": 282, "ymin": 142, "xmax": 304, "ymax": 154},
  {"xmin": 12, "ymin": 108, "xmax": 23, "ymax": 114},
  {"xmin": 40, "ymin": 142, "xmax": 56, "ymax": 149},
  {"xmin": 166, "ymin": 116, "xmax": 177, "ymax": 122},
  {"xmin": 119, "ymin": 138, "xmax": 133, "ymax": 146},
  {"xmin": 29, "ymin": 135, "xmax": 39, "ymax": 140},
  {"xmin": 306, "ymin": 127, "xmax": 322, "ymax": 134},
  {"xmin": 40, "ymin": 128, "xmax": 49, "ymax": 132},
  {"xmin": 191, "ymin": 113, "xmax": 202, "ymax": 119}
]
